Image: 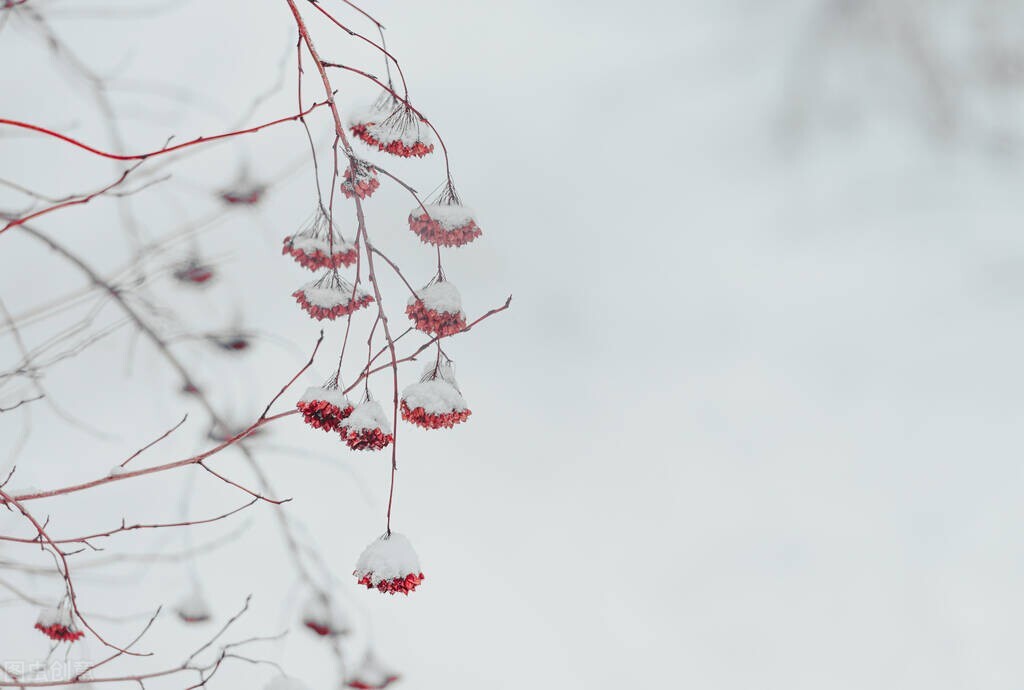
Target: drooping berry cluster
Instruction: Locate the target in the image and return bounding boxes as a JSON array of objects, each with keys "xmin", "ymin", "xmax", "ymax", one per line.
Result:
[
  {"xmin": 401, "ymin": 361, "xmax": 471, "ymax": 430},
  {"xmin": 283, "ymin": 207, "xmax": 358, "ymax": 271},
  {"xmin": 35, "ymin": 607, "xmax": 83, "ymax": 642},
  {"xmin": 219, "ymin": 187, "xmax": 264, "ymax": 205},
  {"xmin": 174, "ymin": 588, "xmax": 212, "ymax": 624},
  {"xmin": 346, "ymin": 653, "xmax": 401, "ymax": 690},
  {"xmin": 408, "ymin": 202, "xmax": 482, "ymax": 248},
  {"xmin": 297, "ymin": 383, "xmax": 353, "ymax": 433},
  {"xmin": 340, "ymin": 400, "xmax": 394, "ymax": 451},
  {"xmin": 173, "ymin": 259, "xmax": 215, "ymax": 285},
  {"xmin": 340, "ymin": 159, "xmax": 380, "ymax": 200},
  {"xmin": 350, "ymin": 96, "xmax": 435, "ymax": 159},
  {"xmin": 405, "ymin": 279, "xmax": 467, "ymax": 337},
  {"xmin": 212, "ymin": 334, "xmax": 250, "ymax": 352},
  {"xmin": 353, "ymin": 533, "xmax": 424, "ymax": 596},
  {"xmin": 356, "ymin": 571, "xmax": 425, "ymax": 595},
  {"xmin": 292, "ymin": 270, "xmax": 374, "ymax": 321},
  {"xmin": 301, "ymin": 593, "xmax": 350, "ymax": 637}
]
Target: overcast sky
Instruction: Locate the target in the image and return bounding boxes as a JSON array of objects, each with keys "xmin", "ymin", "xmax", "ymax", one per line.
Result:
[{"xmin": 2, "ymin": 1, "xmax": 1024, "ymax": 688}]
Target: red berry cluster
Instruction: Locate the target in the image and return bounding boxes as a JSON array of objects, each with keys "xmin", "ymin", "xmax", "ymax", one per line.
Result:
[
  {"xmin": 382, "ymin": 139, "xmax": 433, "ymax": 158},
  {"xmin": 282, "ymin": 238, "xmax": 358, "ymax": 270},
  {"xmin": 408, "ymin": 212, "xmax": 482, "ymax": 248},
  {"xmin": 355, "ymin": 572, "xmax": 424, "ymax": 596},
  {"xmin": 216, "ymin": 337, "xmax": 249, "ymax": 352},
  {"xmin": 35, "ymin": 623, "xmax": 84, "ymax": 642},
  {"xmin": 347, "ymin": 677, "xmax": 400, "ymax": 690},
  {"xmin": 349, "ymin": 123, "xmax": 381, "ymax": 149},
  {"xmin": 340, "ymin": 426, "xmax": 394, "ymax": 451},
  {"xmin": 220, "ymin": 189, "xmax": 263, "ymax": 205},
  {"xmin": 349, "ymin": 124, "xmax": 434, "ymax": 158},
  {"xmin": 303, "ymin": 620, "xmax": 335, "ymax": 637},
  {"xmin": 177, "ymin": 613, "xmax": 210, "ymax": 624},
  {"xmin": 399, "ymin": 401, "xmax": 472, "ymax": 430},
  {"xmin": 297, "ymin": 398, "xmax": 353, "ymax": 433},
  {"xmin": 340, "ymin": 164, "xmax": 380, "ymax": 200},
  {"xmin": 292, "ymin": 290, "xmax": 374, "ymax": 321},
  {"xmin": 174, "ymin": 265, "xmax": 214, "ymax": 284},
  {"xmin": 405, "ymin": 299, "xmax": 467, "ymax": 337}
]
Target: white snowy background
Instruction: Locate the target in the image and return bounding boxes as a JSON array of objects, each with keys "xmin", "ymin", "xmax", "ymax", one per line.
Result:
[{"xmin": 1, "ymin": 0, "xmax": 1023, "ymax": 688}]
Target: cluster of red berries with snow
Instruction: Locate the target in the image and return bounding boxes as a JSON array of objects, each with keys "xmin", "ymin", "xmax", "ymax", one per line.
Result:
[
  {"xmin": 349, "ymin": 95, "xmax": 434, "ymax": 159},
  {"xmin": 283, "ymin": 207, "xmax": 358, "ymax": 270},
  {"xmin": 297, "ymin": 381, "xmax": 353, "ymax": 433},
  {"xmin": 278, "ymin": 74, "xmax": 493, "ymax": 648},
  {"xmin": 401, "ymin": 361, "xmax": 471, "ymax": 430},
  {"xmin": 173, "ymin": 258, "xmax": 215, "ymax": 286},
  {"xmin": 407, "ymin": 187, "xmax": 482, "ymax": 247},
  {"xmin": 219, "ymin": 177, "xmax": 265, "ymax": 206},
  {"xmin": 346, "ymin": 653, "xmax": 401, "ymax": 690},
  {"xmin": 405, "ymin": 278, "xmax": 467, "ymax": 337},
  {"xmin": 210, "ymin": 332, "xmax": 250, "ymax": 352},
  {"xmin": 300, "ymin": 593, "xmax": 351, "ymax": 637},
  {"xmin": 340, "ymin": 399, "xmax": 394, "ymax": 451},
  {"xmin": 354, "ymin": 533, "xmax": 424, "ymax": 596},
  {"xmin": 174, "ymin": 587, "xmax": 212, "ymax": 624},
  {"xmin": 293, "ymin": 270, "xmax": 374, "ymax": 321},
  {"xmin": 340, "ymin": 159, "xmax": 380, "ymax": 200},
  {"xmin": 35, "ymin": 606, "xmax": 83, "ymax": 642}
]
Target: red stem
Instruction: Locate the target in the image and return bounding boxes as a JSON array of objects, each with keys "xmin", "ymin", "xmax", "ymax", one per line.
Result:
[{"xmin": 0, "ymin": 100, "xmax": 326, "ymax": 162}]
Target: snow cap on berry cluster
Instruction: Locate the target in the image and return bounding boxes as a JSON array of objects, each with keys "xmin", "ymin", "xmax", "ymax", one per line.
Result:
[
  {"xmin": 353, "ymin": 533, "xmax": 423, "ymax": 595},
  {"xmin": 35, "ymin": 605, "xmax": 83, "ymax": 642},
  {"xmin": 283, "ymin": 207, "xmax": 357, "ymax": 271},
  {"xmin": 405, "ymin": 278, "xmax": 467, "ymax": 337},
  {"xmin": 301, "ymin": 593, "xmax": 351, "ymax": 637},
  {"xmin": 298, "ymin": 384, "xmax": 352, "ymax": 410},
  {"xmin": 344, "ymin": 399, "xmax": 392, "ymax": 435},
  {"xmin": 219, "ymin": 180, "xmax": 265, "ymax": 206},
  {"xmin": 293, "ymin": 271, "xmax": 373, "ymax": 321},
  {"xmin": 175, "ymin": 587, "xmax": 212, "ymax": 623},
  {"xmin": 410, "ymin": 280, "xmax": 463, "ymax": 316},
  {"xmin": 339, "ymin": 396, "xmax": 394, "ymax": 451},
  {"xmin": 409, "ymin": 203, "xmax": 477, "ymax": 232},
  {"xmin": 363, "ymin": 114, "xmax": 434, "ymax": 155},
  {"xmin": 296, "ymin": 381, "xmax": 354, "ymax": 433},
  {"xmin": 340, "ymin": 158, "xmax": 380, "ymax": 200},
  {"xmin": 348, "ymin": 91, "xmax": 395, "ymax": 129},
  {"xmin": 401, "ymin": 361, "xmax": 470, "ymax": 429},
  {"xmin": 349, "ymin": 92, "xmax": 434, "ymax": 158},
  {"xmin": 407, "ymin": 183, "xmax": 481, "ymax": 247},
  {"xmin": 346, "ymin": 652, "xmax": 401, "ymax": 690},
  {"xmin": 173, "ymin": 258, "xmax": 215, "ymax": 286}
]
